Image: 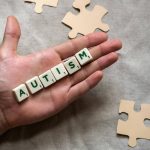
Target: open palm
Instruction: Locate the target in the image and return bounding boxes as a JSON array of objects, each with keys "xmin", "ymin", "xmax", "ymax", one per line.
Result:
[{"xmin": 0, "ymin": 16, "xmax": 122, "ymax": 133}]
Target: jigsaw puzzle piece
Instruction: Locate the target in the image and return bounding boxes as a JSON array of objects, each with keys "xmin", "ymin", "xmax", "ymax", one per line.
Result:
[
  {"xmin": 62, "ymin": 1, "xmax": 109, "ymax": 39},
  {"xmin": 117, "ymin": 100, "xmax": 150, "ymax": 147},
  {"xmin": 25, "ymin": 0, "xmax": 58, "ymax": 13}
]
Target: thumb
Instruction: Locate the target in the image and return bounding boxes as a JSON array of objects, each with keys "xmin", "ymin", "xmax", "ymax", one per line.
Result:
[{"xmin": 1, "ymin": 16, "xmax": 21, "ymax": 58}]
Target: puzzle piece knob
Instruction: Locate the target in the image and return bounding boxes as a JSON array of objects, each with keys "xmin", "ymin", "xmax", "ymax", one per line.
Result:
[
  {"xmin": 34, "ymin": 4, "xmax": 43, "ymax": 13},
  {"xmin": 98, "ymin": 24, "xmax": 110, "ymax": 32},
  {"xmin": 128, "ymin": 137, "xmax": 137, "ymax": 147},
  {"xmin": 69, "ymin": 29, "xmax": 78, "ymax": 39}
]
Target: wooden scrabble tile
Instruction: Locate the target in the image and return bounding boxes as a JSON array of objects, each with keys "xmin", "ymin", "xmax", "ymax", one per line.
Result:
[
  {"xmin": 13, "ymin": 84, "xmax": 30, "ymax": 102},
  {"xmin": 51, "ymin": 63, "xmax": 68, "ymax": 80},
  {"xmin": 64, "ymin": 56, "xmax": 81, "ymax": 74},
  {"xmin": 26, "ymin": 76, "xmax": 43, "ymax": 94},
  {"xmin": 75, "ymin": 48, "xmax": 93, "ymax": 65},
  {"xmin": 39, "ymin": 70, "xmax": 56, "ymax": 88}
]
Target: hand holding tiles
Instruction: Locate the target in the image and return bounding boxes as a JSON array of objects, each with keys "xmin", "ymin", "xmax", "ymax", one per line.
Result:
[
  {"xmin": 13, "ymin": 48, "xmax": 92, "ymax": 102},
  {"xmin": 0, "ymin": 16, "xmax": 122, "ymax": 132}
]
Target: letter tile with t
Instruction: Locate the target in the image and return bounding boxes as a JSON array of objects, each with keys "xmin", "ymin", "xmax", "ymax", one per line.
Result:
[
  {"xmin": 26, "ymin": 76, "xmax": 43, "ymax": 94},
  {"xmin": 51, "ymin": 63, "xmax": 68, "ymax": 80},
  {"xmin": 75, "ymin": 48, "xmax": 93, "ymax": 65},
  {"xmin": 64, "ymin": 56, "xmax": 81, "ymax": 74},
  {"xmin": 39, "ymin": 70, "xmax": 56, "ymax": 88},
  {"xmin": 13, "ymin": 84, "xmax": 30, "ymax": 102}
]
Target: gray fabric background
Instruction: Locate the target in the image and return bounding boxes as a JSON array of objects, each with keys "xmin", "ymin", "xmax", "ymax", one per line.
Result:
[{"xmin": 0, "ymin": 0, "xmax": 150, "ymax": 149}]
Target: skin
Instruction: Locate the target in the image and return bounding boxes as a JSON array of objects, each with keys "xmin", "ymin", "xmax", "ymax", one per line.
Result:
[{"xmin": 0, "ymin": 16, "xmax": 122, "ymax": 134}]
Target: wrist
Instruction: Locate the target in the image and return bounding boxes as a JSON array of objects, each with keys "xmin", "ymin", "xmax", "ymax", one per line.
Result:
[{"xmin": 0, "ymin": 109, "xmax": 10, "ymax": 135}]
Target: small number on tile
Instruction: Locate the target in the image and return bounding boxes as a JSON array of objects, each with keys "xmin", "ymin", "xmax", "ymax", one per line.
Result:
[
  {"xmin": 39, "ymin": 70, "xmax": 56, "ymax": 88},
  {"xmin": 51, "ymin": 63, "xmax": 68, "ymax": 80},
  {"xmin": 26, "ymin": 76, "xmax": 43, "ymax": 94},
  {"xmin": 75, "ymin": 48, "xmax": 93, "ymax": 65},
  {"xmin": 64, "ymin": 56, "xmax": 81, "ymax": 74},
  {"xmin": 13, "ymin": 84, "xmax": 30, "ymax": 102}
]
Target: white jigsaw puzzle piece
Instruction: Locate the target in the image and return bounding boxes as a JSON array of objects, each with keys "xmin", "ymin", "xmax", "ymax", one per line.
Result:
[
  {"xmin": 117, "ymin": 100, "xmax": 150, "ymax": 147},
  {"xmin": 25, "ymin": 0, "xmax": 58, "ymax": 13},
  {"xmin": 62, "ymin": 0, "xmax": 109, "ymax": 38}
]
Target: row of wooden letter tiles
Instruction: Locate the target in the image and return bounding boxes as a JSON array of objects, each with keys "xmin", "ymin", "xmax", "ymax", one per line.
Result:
[{"xmin": 13, "ymin": 48, "xmax": 93, "ymax": 102}]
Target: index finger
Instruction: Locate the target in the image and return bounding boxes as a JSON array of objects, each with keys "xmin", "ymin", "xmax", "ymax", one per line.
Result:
[{"xmin": 53, "ymin": 32, "xmax": 108, "ymax": 60}]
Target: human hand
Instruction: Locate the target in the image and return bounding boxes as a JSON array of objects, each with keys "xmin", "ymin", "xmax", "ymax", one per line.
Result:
[{"xmin": 0, "ymin": 16, "xmax": 122, "ymax": 134}]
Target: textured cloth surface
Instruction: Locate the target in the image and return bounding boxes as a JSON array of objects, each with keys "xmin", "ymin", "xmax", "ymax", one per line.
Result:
[{"xmin": 0, "ymin": 0, "xmax": 150, "ymax": 150}]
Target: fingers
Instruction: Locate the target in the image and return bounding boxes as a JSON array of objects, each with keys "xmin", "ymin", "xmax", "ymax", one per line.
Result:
[
  {"xmin": 90, "ymin": 39, "xmax": 122, "ymax": 60},
  {"xmin": 67, "ymin": 71, "xmax": 103, "ymax": 102},
  {"xmin": 70, "ymin": 52, "xmax": 118, "ymax": 85},
  {"xmin": 53, "ymin": 32, "xmax": 108, "ymax": 60},
  {"xmin": 69, "ymin": 39, "xmax": 122, "ymax": 85},
  {"xmin": 1, "ymin": 16, "xmax": 21, "ymax": 58}
]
